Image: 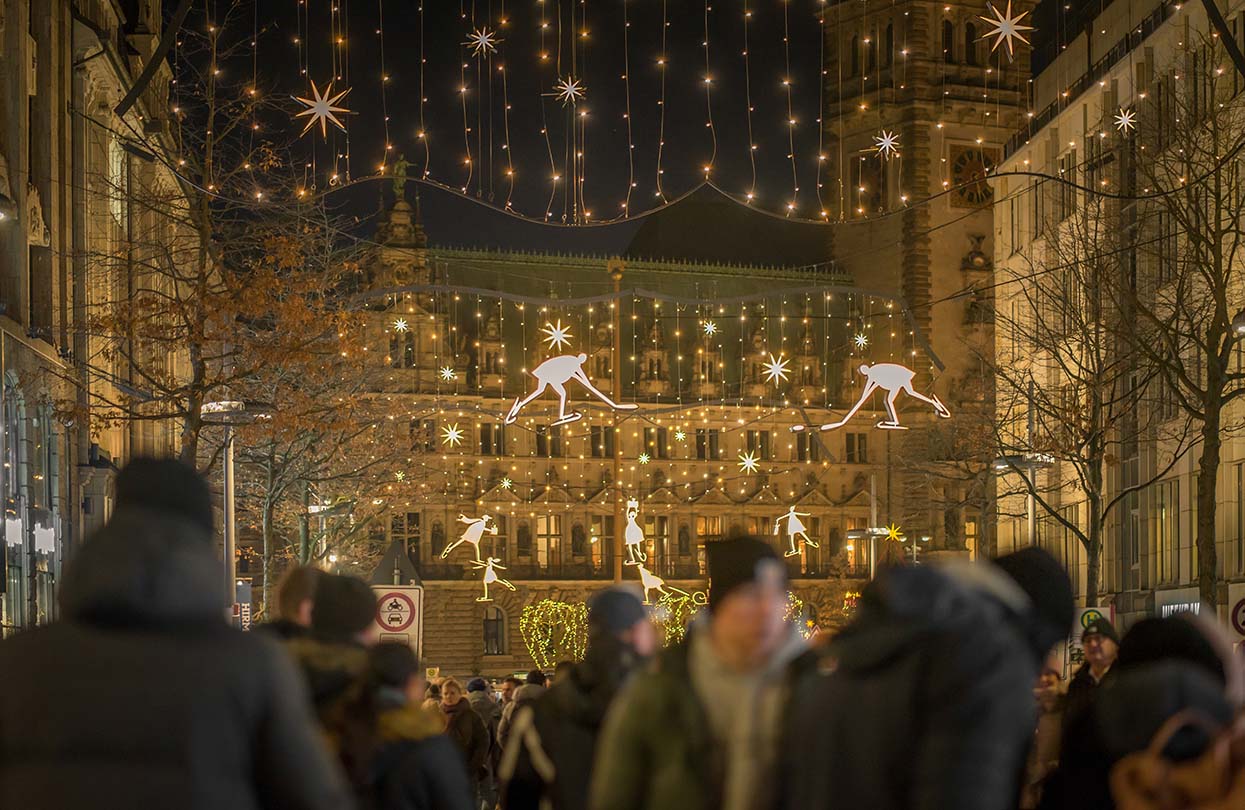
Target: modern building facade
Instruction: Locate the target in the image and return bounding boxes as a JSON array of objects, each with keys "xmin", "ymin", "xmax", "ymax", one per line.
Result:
[{"xmin": 993, "ymin": 0, "xmax": 1245, "ymax": 628}]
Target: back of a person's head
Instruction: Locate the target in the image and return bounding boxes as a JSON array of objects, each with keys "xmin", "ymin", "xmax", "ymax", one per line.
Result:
[
  {"xmin": 276, "ymin": 565, "xmax": 322, "ymax": 621},
  {"xmin": 504, "ymin": 676, "xmax": 523, "ymax": 688},
  {"xmin": 1118, "ymin": 615, "xmax": 1226, "ymax": 684},
  {"xmin": 114, "ymin": 457, "xmax": 214, "ymax": 536},
  {"xmin": 992, "ymin": 547, "xmax": 1075, "ymax": 655},
  {"xmin": 525, "ymin": 668, "xmax": 546, "ymax": 685},
  {"xmin": 367, "ymin": 641, "xmax": 419, "ymax": 689},
  {"xmin": 311, "ymin": 574, "xmax": 375, "ymax": 643}
]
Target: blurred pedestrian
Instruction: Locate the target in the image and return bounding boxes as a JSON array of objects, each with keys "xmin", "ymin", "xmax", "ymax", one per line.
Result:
[
  {"xmin": 288, "ymin": 573, "xmax": 376, "ymax": 724},
  {"xmin": 591, "ymin": 536, "xmax": 815, "ymax": 810},
  {"xmin": 335, "ymin": 642, "xmax": 474, "ymax": 810},
  {"xmin": 1064, "ymin": 616, "xmax": 1119, "ymax": 734},
  {"xmin": 553, "ymin": 660, "xmax": 575, "ymax": 685},
  {"xmin": 501, "ymin": 676, "xmax": 523, "ymax": 707},
  {"xmin": 467, "ymin": 677, "xmax": 502, "ymax": 807},
  {"xmin": 0, "ymin": 458, "xmax": 352, "ymax": 810},
  {"xmin": 501, "ymin": 586, "xmax": 656, "ymax": 810},
  {"xmin": 499, "ymin": 669, "xmax": 549, "ymax": 748},
  {"xmin": 259, "ymin": 564, "xmax": 322, "ymax": 640},
  {"xmin": 1022, "ymin": 657, "xmax": 1065, "ymax": 809},
  {"xmin": 780, "ymin": 547, "xmax": 1075, "ymax": 810},
  {"xmin": 441, "ymin": 677, "xmax": 491, "ymax": 801}
]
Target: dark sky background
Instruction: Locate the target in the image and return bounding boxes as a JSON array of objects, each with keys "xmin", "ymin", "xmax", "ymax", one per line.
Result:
[{"xmin": 236, "ymin": 0, "xmax": 1085, "ymax": 261}]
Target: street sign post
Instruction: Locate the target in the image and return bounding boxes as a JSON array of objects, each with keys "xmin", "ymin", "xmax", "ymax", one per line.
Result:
[{"xmin": 371, "ymin": 584, "xmax": 424, "ymax": 657}]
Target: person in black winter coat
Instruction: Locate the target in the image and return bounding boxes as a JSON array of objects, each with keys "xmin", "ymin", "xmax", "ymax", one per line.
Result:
[
  {"xmin": 442, "ymin": 677, "xmax": 491, "ymax": 786},
  {"xmin": 0, "ymin": 459, "xmax": 353, "ymax": 810},
  {"xmin": 500, "ymin": 587, "xmax": 657, "ymax": 810},
  {"xmin": 781, "ymin": 548, "xmax": 1076, "ymax": 810},
  {"xmin": 287, "ymin": 573, "xmax": 377, "ymax": 725},
  {"xmin": 258, "ymin": 565, "xmax": 322, "ymax": 641},
  {"xmin": 335, "ymin": 642, "xmax": 474, "ymax": 810}
]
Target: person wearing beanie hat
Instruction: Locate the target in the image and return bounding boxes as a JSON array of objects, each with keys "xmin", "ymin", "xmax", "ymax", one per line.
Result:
[
  {"xmin": 780, "ymin": 548, "xmax": 1076, "ymax": 810},
  {"xmin": 591, "ymin": 539, "xmax": 816, "ymax": 810},
  {"xmin": 502, "ymin": 585, "xmax": 657, "ymax": 810},
  {"xmin": 287, "ymin": 574, "xmax": 375, "ymax": 725},
  {"xmin": 0, "ymin": 458, "xmax": 353, "ymax": 810},
  {"xmin": 1062, "ymin": 614, "xmax": 1120, "ymax": 741}
]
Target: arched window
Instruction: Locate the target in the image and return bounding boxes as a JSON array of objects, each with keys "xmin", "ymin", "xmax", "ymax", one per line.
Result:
[
  {"xmin": 885, "ymin": 24, "xmax": 894, "ymax": 66},
  {"xmin": 866, "ymin": 34, "xmax": 877, "ymax": 72},
  {"xmin": 483, "ymin": 606, "xmax": 506, "ymax": 655},
  {"xmin": 849, "ymin": 35, "xmax": 859, "ymax": 76},
  {"xmin": 942, "ymin": 20, "xmax": 955, "ymax": 63},
  {"xmin": 965, "ymin": 23, "xmax": 978, "ymax": 66}
]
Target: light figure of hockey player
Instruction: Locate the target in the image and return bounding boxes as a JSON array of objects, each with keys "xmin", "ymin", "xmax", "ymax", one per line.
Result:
[
  {"xmin": 473, "ymin": 557, "xmax": 515, "ymax": 602},
  {"xmin": 792, "ymin": 362, "xmax": 950, "ymax": 432},
  {"xmin": 505, "ymin": 353, "xmax": 638, "ymax": 426},
  {"xmin": 636, "ymin": 564, "xmax": 687, "ymax": 606},
  {"xmin": 623, "ymin": 498, "xmax": 648, "ymax": 565},
  {"xmin": 774, "ymin": 506, "xmax": 819, "ymax": 557},
  {"xmin": 441, "ymin": 513, "xmax": 497, "ymax": 563}
]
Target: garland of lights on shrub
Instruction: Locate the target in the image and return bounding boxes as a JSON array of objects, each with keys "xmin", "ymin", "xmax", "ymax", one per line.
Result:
[{"xmin": 520, "ymin": 599, "xmax": 589, "ymax": 669}]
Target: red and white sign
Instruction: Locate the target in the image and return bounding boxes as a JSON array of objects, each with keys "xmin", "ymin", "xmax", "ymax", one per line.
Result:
[
  {"xmin": 1228, "ymin": 582, "xmax": 1245, "ymax": 649},
  {"xmin": 371, "ymin": 585, "xmax": 424, "ymax": 657}
]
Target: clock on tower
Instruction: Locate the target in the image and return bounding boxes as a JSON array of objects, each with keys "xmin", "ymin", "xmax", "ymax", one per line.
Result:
[{"xmin": 949, "ymin": 146, "xmax": 997, "ymax": 208}]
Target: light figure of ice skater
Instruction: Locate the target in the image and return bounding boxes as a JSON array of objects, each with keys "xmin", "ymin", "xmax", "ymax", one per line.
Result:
[
  {"xmin": 793, "ymin": 362, "xmax": 950, "ymax": 432},
  {"xmin": 505, "ymin": 353, "xmax": 638, "ymax": 426},
  {"xmin": 441, "ymin": 513, "xmax": 497, "ymax": 563},
  {"xmin": 636, "ymin": 564, "xmax": 687, "ymax": 605},
  {"xmin": 774, "ymin": 506, "xmax": 819, "ymax": 557},
  {"xmin": 473, "ymin": 557, "xmax": 515, "ymax": 602},
  {"xmin": 623, "ymin": 498, "xmax": 647, "ymax": 565}
]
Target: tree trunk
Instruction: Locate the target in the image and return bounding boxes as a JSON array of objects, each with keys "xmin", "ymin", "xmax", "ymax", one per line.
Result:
[
  {"xmin": 261, "ymin": 460, "xmax": 275, "ymax": 612},
  {"xmin": 1196, "ymin": 401, "xmax": 1222, "ymax": 607},
  {"xmin": 298, "ymin": 481, "xmax": 311, "ymax": 563},
  {"xmin": 1086, "ymin": 488, "xmax": 1104, "ymax": 606}
]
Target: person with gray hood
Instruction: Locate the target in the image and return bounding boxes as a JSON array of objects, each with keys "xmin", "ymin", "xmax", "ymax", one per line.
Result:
[
  {"xmin": 0, "ymin": 458, "xmax": 353, "ymax": 810},
  {"xmin": 590, "ymin": 536, "xmax": 816, "ymax": 810},
  {"xmin": 780, "ymin": 546, "xmax": 1075, "ymax": 810}
]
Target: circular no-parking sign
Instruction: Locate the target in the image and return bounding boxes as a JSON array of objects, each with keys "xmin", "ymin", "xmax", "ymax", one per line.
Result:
[
  {"xmin": 377, "ymin": 592, "xmax": 416, "ymax": 633},
  {"xmin": 1232, "ymin": 598, "xmax": 1245, "ymax": 637}
]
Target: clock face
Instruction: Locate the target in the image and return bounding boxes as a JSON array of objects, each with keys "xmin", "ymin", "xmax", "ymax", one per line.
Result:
[{"xmin": 950, "ymin": 146, "xmax": 996, "ymax": 208}]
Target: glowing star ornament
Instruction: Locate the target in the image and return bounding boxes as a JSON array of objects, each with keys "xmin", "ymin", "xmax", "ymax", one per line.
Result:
[
  {"xmin": 638, "ymin": 452, "xmax": 650, "ymax": 465},
  {"xmin": 1114, "ymin": 107, "xmax": 1137, "ymax": 133},
  {"xmin": 762, "ymin": 353, "xmax": 791, "ymax": 385},
  {"xmin": 874, "ymin": 130, "xmax": 901, "ymax": 160},
  {"xmin": 395, "ymin": 470, "xmax": 406, "ymax": 481},
  {"xmin": 854, "ymin": 333, "xmax": 869, "ymax": 350},
  {"xmin": 293, "ymin": 79, "xmax": 351, "ymax": 138},
  {"xmin": 674, "ymin": 429, "xmax": 687, "ymax": 443},
  {"xmin": 978, "ymin": 0, "xmax": 1034, "ymax": 61},
  {"xmin": 738, "ymin": 451, "xmax": 760, "ymax": 474},
  {"xmin": 886, "ymin": 523, "xmax": 905, "ymax": 542},
  {"xmin": 441, "ymin": 423, "xmax": 464, "ymax": 447},
  {"xmin": 703, "ymin": 320, "xmax": 718, "ymax": 337},
  {"xmin": 774, "ymin": 506, "xmax": 820, "ymax": 558},
  {"xmin": 505, "ymin": 353, "xmax": 637, "ymax": 426},
  {"xmin": 624, "ymin": 499, "xmax": 648, "ymax": 566},
  {"xmin": 790, "ymin": 362, "xmax": 951, "ymax": 433},
  {"xmin": 472, "ymin": 557, "xmax": 515, "ymax": 602},
  {"xmin": 541, "ymin": 319, "xmax": 573, "ymax": 351},
  {"xmin": 552, "ymin": 76, "xmax": 585, "ymax": 106},
  {"xmin": 439, "ymin": 366, "xmax": 457, "ymax": 382},
  {"xmin": 464, "ymin": 27, "xmax": 502, "ymax": 56},
  {"xmin": 441, "ymin": 513, "xmax": 498, "ymax": 563},
  {"xmin": 393, "ymin": 318, "xmax": 409, "ymax": 332},
  {"xmin": 499, "ymin": 476, "xmax": 513, "ymax": 490}
]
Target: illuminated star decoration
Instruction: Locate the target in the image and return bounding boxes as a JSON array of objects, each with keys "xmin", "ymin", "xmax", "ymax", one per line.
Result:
[
  {"xmin": 674, "ymin": 428, "xmax": 687, "ymax": 442},
  {"xmin": 738, "ymin": 451, "xmax": 760, "ymax": 474},
  {"xmin": 293, "ymin": 79, "xmax": 351, "ymax": 138},
  {"xmin": 873, "ymin": 130, "xmax": 900, "ymax": 160},
  {"xmin": 703, "ymin": 320, "xmax": 718, "ymax": 337},
  {"xmin": 395, "ymin": 470, "xmax": 406, "ymax": 481},
  {"xmin": 393, "ymin": 318, "xmax": 409, "ymax": 332},
  {"xmin": 552, "ymin": 76, "xmax": 586, "ymax": 107},
  {"xmin": 1114, "ymin": 107, "xmax": 1137, "ymax": 133},
  {"xmin": 464, "ymin": 27, "xmax": 502, "ymax": 56},
  {"xmin": 886, "ymin": 523, "xmax": 905, "ymax": 542},
  {"xmin": 854, "ymin": 333, "xmax": 869, "ymax": 349},
  {"xmin": 638, "ymin": 452, "xmax": 651, "ymax": 465},
  {"xmin": 978, "ymin": 0, "xmax": 1034, "ymax": 61},
  {"xmin": 439, "ymin": 366, "xmax": 457, "ymax": 382},
  {"xmin": 762, "ymin": 353, "xmax": 791, "ymax": 385},
  {"xmin": 441, "ymin": 424, "xmax": 464, "ymax": 447},
  {"xmin": 541, "ymin": 319, "xmax": 573, "ymax": 351},
  {"xmin": 500, "ymin": 476, "xmax": 513, "ymax": 490}
]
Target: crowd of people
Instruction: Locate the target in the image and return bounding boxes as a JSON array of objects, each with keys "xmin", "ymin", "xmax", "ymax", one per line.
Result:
[{"xmin": 1, "ymin": 458, "xmax": 1244, "ymax": 810}]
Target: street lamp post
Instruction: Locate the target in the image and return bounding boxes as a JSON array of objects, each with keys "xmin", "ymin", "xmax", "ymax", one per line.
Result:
[
  {"xmin": 993, "ymin": 452, "xmax": 1055, "ymax": 547},
  {"xmin": 201, "ymin": 400, "xmax": 273, "ymax": 608}
]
